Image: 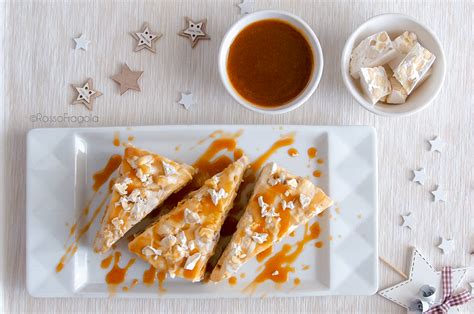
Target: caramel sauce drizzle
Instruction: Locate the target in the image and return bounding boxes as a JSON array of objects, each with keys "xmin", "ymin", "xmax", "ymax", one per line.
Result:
[
  {"xmin": 105, "ymin": 251, "xmax": 136, "ymax": 285},
  {"xmin": 61, "ymin": 154, "xmax": 121, "ymax": 253},
  {"xmin": 250, "ymin": 136, "xmax": 295, "ymax": 172},
  {"xmin": 113, "ymin": 132, "xmax": 120, "ymax": 147},
  {"xmin": 100, "ymin": 253, "xmax": 114, "ymax": 269},
  {"xmin": 142, "ymin": 264, "xmax": 167, "ymax": 292},
  {"xmin": 55, "ymin": 191, "xmax": 110, "ymax": 272},
  {"xmin": 307, "ymin": 147, "xmax": 317, "ymax": 159},
  {"xmin": 315, "ymin": 241, "xmax": 324, "ymax": 248},
  {"xmin": 287, "ymin": 148, "xmax": 299, "ymax": 157},
  {"xmin": 256, "ymin": 246, "xmax": 273, "ymax": 262},
  {"xmin": 122, "ymin": 279, "xmax": 139, "ymax": 292},
  {"xmin": 143, "ymin": 264, "xmax": 157, "ymax": 286},
  {"xmin": 228, "ymin": 276, "xmax": 238, "ymax": 286},
  {"xmin": 245, "ymin": 221, "xmax": 321, "ymax": 293},
  {"xmin": 193, "ymin": 138, "xmax": 237, "ymax": 178},
  {"xmin": 92, "ymin": 154, "xmax": 122, "ymax": 191}
]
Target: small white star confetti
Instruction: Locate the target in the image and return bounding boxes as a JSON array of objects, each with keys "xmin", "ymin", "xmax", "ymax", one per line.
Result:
[
  {"xmin": 431, "ymin": 185, "xmax": 447, "ymax": 202},
  {"xmin": 401, "ymin": 213, "xmax": 415, "ymax": 229},
  {"xmin": 131, "ymin": 23, "xmax": 162, "ymax": 53},
  {"xmin": 71, "ymin": 78, "xmax": 102, "ymax": 110},
  {"xmin": 428, "ymin": 136, "xmax": 446, "ymax": 153},
  {"xmin": 412, "ymin": 167, "xmax": 427, "ymax": 185},
  {"xmin": 438, "ymin": 237, "xmax": 455, "ymax": 254},
  {"xmin": 178, "ymin": 17, "xmax": 210, "ymax": 48},
  {"xmin": 73, "ymin": 34, "xmax": 90, "ymax": 51},
  {"xmin": 237, "ymin": 0, "xmax": 255, "ymax": 14},
  {"xmin": 178, "ymin": 92, "xmax": 195, "ymax": 110}
]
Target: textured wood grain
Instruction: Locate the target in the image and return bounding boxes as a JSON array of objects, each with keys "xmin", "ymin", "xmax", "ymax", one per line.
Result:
[{"xmin": 2, "ymin": 0, "xmax": 473, "ymax": 313}]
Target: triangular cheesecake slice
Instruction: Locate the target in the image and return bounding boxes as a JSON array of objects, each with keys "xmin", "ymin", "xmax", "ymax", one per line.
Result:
[
  {"xmin": 210, "ymin": 162, "xmax": 333, "ymax": 282},
  {"xmin": 128, "ymin": 156, "xmax": 249, "ymax": 282},
  {"xmin": 93, "ymin": 146, "xmax": 196, "ymax": 253}
]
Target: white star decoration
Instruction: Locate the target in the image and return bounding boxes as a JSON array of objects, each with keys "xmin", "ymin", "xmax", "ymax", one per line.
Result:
[
  {"xmin": 74, "ymin": 34, "xmax": 90, "ymax": 51},
  {"xmin": 412, "ymin": 167, "xmax": 427, "ymax": 185},
  {"xmin": 401, "ymin": 213, "xmax": 415, "ymax": 229},
  {"xmin": 178, "ymin": 92, "xmax": 195, "ymax": 110},
  {"xmin": 431, "ymin": 185, "xmax": 447, "ymax": 202},
  {"xmin": 237, "ymin": 0, "xmax": 255, "ymax": 14},
  {"xmin": 469, "ymin": 282, "xmax": 474, "ymax": 294},
  {"xmin": 429, "ymin": 136, "xmax": 446, "ymax": 153},
  {"xmin": 438, "ymin": 237, "xmax": 455, "ymax": 254},
  {"xmin": 379, "ymin": 248, "xmax": 467, "ymax": 311}
]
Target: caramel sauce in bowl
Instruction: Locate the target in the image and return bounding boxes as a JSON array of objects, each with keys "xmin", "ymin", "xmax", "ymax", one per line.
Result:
[{"xmin": 219, "ymin": 10, "xmax": 324, "ymax": 114}]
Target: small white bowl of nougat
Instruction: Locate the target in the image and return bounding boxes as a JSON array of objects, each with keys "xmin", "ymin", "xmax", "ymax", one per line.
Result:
[{"xmin": 341, "ymin": 13, "xmax": 446, "ymax": 117}]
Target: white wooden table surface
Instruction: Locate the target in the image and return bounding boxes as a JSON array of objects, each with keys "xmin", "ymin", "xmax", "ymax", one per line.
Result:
[{"xmin": 2, "ymin": 0, "xmax": 473, "ymax": 313}]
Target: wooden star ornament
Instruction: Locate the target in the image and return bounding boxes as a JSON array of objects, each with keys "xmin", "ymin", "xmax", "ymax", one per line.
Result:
[
  {"xmin": 178, "ymin": 17, "xmax": 210, "ymax": 48},
  {"xmin": 131, "ymin": 23, "xmax": 162, "ymax": 53},
  {"xmin": 71, "ymin": 78, "xmax": 102, "ymax": 110},
  {"xmin": 111, "ymin": 63, "xmax": 143, "ymax": 95}
]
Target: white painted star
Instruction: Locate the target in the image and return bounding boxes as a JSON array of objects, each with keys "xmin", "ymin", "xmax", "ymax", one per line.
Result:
[
  {"xmin": 412, "ymin": 167, "xmax": 427, "ymax": 185},
  {"xmin": 438, "ymin": 237, "xmax": 455, "ymax": 254},
  {"xmin": 401, "ymin": 213, "xmax": 415, "ymax": 229},
  {"xmin": 74, "ymin": 34, "xmax": 90, "ymax": 51},
  {"xmin": 431, "ymin": 185, "xmax": 447, "ymax": 202},
  {"xmin": 469, "ymin": 282, "xmax": 474, "ymax": 294},
  {"xmin": 428, "ymin": 136, "xmax": 446, "ymax": 153},
  {"xmin": 379, "ymin": 248, "xmax": 467, "ymax": 311},
  {"xmin": 178, "ymin": 92, "xmax": 195, "ymax": 110},
  {"xmin": 237, "ymin": 0, "xmax": 255, "ymax": 14}
]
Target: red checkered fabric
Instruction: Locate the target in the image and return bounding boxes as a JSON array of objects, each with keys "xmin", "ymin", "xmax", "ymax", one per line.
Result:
[{"xmin": 427, "ymin": 267, "xmax": 472, "ymax": 313}]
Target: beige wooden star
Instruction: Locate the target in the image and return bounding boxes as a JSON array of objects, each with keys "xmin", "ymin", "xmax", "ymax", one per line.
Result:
[
  {"xmin": 178, "ymin": 17, "xmax": 210, "ymax": 48},
  {"xmin": 111, "ymin": 63, "xmax": 143, "ymax": 95},
  {"xmin": 131, "ymin": 23, "xmax": 162, "ymax": 53},
  {"xmin": 71, "ymin": 78, "xmax": 102, "ymax": 110}
]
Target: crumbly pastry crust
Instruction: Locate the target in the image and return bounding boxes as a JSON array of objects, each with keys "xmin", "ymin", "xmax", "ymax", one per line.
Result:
[
  {"xmin": 93, "ymin": 145, "xmax": 195, "ymax": 253},
  {"xmin": 210, "ymin": 162, "xmax": 333, "ymax": 282},
  {"xmin": 128, "ymin": 156, "xmax": 249, "ymax": 282}
]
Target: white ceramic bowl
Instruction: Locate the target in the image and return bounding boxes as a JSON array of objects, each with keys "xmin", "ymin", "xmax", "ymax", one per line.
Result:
[
  {"xmin": 219, "ymin": 10, "xmax": 324, "ymax": 115},
  {"xmin": 341, "ymin": 13, "xmax": 446, "ymax": 117}
]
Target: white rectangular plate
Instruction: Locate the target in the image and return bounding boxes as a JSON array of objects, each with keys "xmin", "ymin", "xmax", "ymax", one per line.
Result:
[{"xmin": 26, "ymin": 125, "xmax": 378, "ymax": 298}]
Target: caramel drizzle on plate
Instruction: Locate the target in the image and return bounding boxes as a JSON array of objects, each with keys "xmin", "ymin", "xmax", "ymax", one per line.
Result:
[{"xmin": 245, "ymin": 221, "xmax": 321, "ymax": 293}]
